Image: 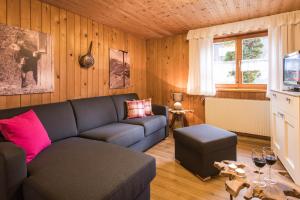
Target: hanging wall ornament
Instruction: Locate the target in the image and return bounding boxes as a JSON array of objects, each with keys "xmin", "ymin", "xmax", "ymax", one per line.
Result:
[{"xmin": 79, "ymin": 41, "xmax": 94, "ymax": 68}]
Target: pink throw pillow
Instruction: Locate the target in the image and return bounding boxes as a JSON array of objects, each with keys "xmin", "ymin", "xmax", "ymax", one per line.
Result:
[{"xmin": 0, "ymin": 110, "xmax": 51, "ymax": 163}]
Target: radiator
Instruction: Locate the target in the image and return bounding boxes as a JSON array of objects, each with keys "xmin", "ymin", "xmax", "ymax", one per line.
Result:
[{"xmin": 205, "ymin": 97, "xmax": 270, "ymax": 137}]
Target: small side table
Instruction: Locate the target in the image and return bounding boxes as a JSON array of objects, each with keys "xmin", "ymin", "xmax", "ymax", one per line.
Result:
[{"xmin": 169, "ymin": 109, "xmax": 193, "ymax": 130}]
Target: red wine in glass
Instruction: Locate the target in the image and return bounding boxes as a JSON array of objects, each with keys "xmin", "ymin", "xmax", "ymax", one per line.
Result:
[
  {"xmin": 265, "ymin": 155, "xmax": 277, "ymax": 165},
  {"xmin": 253, "ymin": 157, "xmax": 267, "ymax": 168},
  {"xmin": 252, "ymin": 148, "xmax": 267, "ymax": 187},
  {"xmin": 263, "ymin": 147, "xmax": 277, "ymax": 184}
]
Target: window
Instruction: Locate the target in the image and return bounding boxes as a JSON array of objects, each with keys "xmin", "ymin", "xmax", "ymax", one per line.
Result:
[{"xmin": 213, "ymin": 31, "xmax": 268, "ymax": 90}]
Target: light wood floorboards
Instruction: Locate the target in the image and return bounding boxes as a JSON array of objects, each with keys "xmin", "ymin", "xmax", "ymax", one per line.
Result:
[{"xmin": 146, "ymin": 134, "xmax": 290, "ymax": 200}]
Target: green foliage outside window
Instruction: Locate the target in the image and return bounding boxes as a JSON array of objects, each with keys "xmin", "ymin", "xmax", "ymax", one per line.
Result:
[
  {"xmin": 225, "ymin": 37, "xmax": 264, "ymax": 84},
  {"xmin": 242, "ymin": 38, "xmax": 264, "ymax": 60},
  {"xmin": 224, "ymin": 51, "xmax": 235, "ymax": 61},
  {"xmin": 243, "ymin": 70, "xmax": 262, "ymax": 83}
]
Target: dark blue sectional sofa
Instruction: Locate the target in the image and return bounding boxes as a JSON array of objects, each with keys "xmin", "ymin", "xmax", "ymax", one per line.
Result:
[{"xmin": 0, "ymin": 93, "xmax": 168, "ymax": 200}]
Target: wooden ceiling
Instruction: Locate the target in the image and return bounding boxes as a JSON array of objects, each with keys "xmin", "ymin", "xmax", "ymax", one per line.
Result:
[{"xmin": 42, "ymin": 0, "xmax": 300, "ymax": 38}]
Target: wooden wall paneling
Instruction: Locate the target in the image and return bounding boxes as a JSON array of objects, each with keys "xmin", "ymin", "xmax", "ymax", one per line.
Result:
[
  {"xmin": 0, "ymin": 0, "xmax": 147, "ymax": 110},
  {"xmin": 6, "ymin": 0, "xmax": 21, "ymax": 108},
  {"xmin": 66, "ymin": 11, "xmax": 75, "ymax": 100},
  {"xmin": 41, "ymin": 3, "xmax": 51, "ymax": 104},
  {"xmin": 138, "ymin": 39, "xmax": 145, "ymax": 98},
  {"xmin": 135, "ymin": 37, "xmax": 141, "ymax": 97},
  {"xmin": 146, "ymin": 40, "xmax": 155, "ymax": 101},
  {"xmin": 105, "ymin": 26, "xmax": 113, "ymax": 95},
  {"xmin": 195, "ymin": 95, "xmax": 204, "ymax": 124},
  {"xmin": 137, "ymin": 38, "xmax": 146, "ymax": 98},
  {"xmin": 102, "ymin": 25, "xmax": 109, "ymax": 96},
  {"xmin": 112, "ymin": 28, "xmax": 126, "ymax": 51},
  {"xmin": 189, "ymin": 96, "xmax": 195, "ymax": 125},
  {"xmin": 169, "ymin": 36, "xmax": 177, "ymax": 104},
  {"xmin": 255, "ymin": 92, "xmax": 267, "ymax": 100},
  {"xmin": 134, "ymin": 36, "xmax": 141, "ymax": 96},
  {"xmin": 159, "ymin": 39, "xmax": 165, "ymax": 104},
  {"xmin": 30, "ymin": 0, "xmax": 43, "ymax": 105},
  {"xmin": 74, "ymin": 14, "xmax": 81, "ymax": 99},
  {"xmin": 87, "ymin": 19, "xmax": 93, "ymax": 97},
  {"xmin": 132, "ymin": 37, "xmax": 138, "ymax": 97},
  {"xmin": 123, "ymin": 33, "xmax": 130, "ymax": 95},
  {"xmin": 140, "ymin": 39, "xmax": 147, "ymax": 99},
  {"xmin": 178, "ymin": 34, "xmax": 191, "ymax": 121},
  {"xmin": 135, "ymin": 37, "xmax": 142, "ymax": 97},
  {"xmin": 171, "ymin": 36, "xmax": 179, "ymax": 105},
  {"xmin": 20, "ymin": 0, "xmax": 31, "ymax": 107},
  {"xmin": 161, "ymin": 38, "xmax": 168, "ymax": 106},
  {"xmin": 127, "ymin": 34, "xmax": 135, "ymax": 95},
  {"xmin": 7, "ymin": 0, "xmax": 20, "ymax": 33},
  {"xmin": 50, "ymin": 6, "xmax": 60, "ymax": 103},
  {"xmin": 0, "ymin": 0, "xmax": 6, "ymax": 109},
  {"xmin": 92, "ymin": 21, "xmax": 99, "ymax": 97},
  {"xmin": 80, "ymin": 16, "xmax": 88, "ymax": 98},
  {"xmin": 117, "ymin": 30, "xmax": 127, "ymax": 95},
  {"xmin": 148, "ymin": 39, "xmax": 160, "ymax": 104},
  {"xmin": 6, "ymin": 0, "xmax": 20, "ymax": 108},
  {"xmin": 98, "ymin": 24, "xmax": 104, "ymax": 96},
  {"xmin": 240, "ymin": 92, "xmax": 256, "ymax": 100},
  {"xmin": 59, "ymin": 9, "xmax": 67, "ymax": 101},
  {"xmin": 170, "ymin": 36, "xmax": 177, "ymax": 103},
  {"xmin": 155, "ymin": 39, "xmax": 163, "ymax": 104},
  {"xmin": 0, "ymin": 0, "xmax": 5, "ymax": 24}
]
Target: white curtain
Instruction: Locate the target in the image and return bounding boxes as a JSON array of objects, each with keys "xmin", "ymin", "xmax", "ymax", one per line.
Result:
[
  {"xmin": 186, "ymin": 10, "xmax": 300, "ymax": 96},
  {"xmin": 187, "ymin": 37, "xmax": 215, "ymax": 96},
  {"xmin": 267, "ymin": 25, "xmax": 287, "ymax": 97},
  {"xmin": 267, "ymin": 22, "xmax": 300, "ymax": 96}
]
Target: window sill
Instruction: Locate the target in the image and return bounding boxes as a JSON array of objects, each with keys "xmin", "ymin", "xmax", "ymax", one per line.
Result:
[{"xmin": 216, "ymin": 88, "xmax": 267, "ymax": 93}]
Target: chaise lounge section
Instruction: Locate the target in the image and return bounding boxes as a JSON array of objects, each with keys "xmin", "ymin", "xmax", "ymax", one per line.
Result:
[{"xmin": 0, "ymin": 93, "xmax": 168, "ymax": 200}]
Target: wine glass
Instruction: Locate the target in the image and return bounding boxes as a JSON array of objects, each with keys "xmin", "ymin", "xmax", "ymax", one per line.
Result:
[
  {"xmin": 263, "ymin": 147, "xmax": 277, "ymax": 185},
  {"xmin": 252, "ymin": 148, "xmax": 267, "ymax": 187}
]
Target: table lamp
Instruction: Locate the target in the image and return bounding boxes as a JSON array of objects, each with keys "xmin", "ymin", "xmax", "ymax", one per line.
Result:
[{"xmin": 172, "ymin": 93, "xmax": 183, "ymax": 110}]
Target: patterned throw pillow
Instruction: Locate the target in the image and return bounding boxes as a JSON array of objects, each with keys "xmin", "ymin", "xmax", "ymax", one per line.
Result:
[
  {"xmin": 126, "ymin": 100, "xmax": 146, "ymax": 119},
  {"xmin": 144, "ymin": 98, "xmax": 154, "ymax": 116}
]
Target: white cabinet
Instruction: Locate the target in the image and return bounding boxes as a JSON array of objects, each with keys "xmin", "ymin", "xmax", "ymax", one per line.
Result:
[{"xmin": 270, "ymin": 90, "xmax": 300, "ymax": 185}]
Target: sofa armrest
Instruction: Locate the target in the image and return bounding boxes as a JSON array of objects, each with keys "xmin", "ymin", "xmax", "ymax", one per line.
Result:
[
  {"xmin": 0, "ymin": 142, "xmax": 27, "ymax": 200},
  {"xmin": 152, "ymin": 104, "xmax": 169, "ymax": 137},
  {"xmin": 152, "ymin": 104, "xmax": 168, "ymax": 116}
]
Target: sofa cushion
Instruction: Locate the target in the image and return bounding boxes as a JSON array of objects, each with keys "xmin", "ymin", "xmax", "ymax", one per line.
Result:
[
  {"xmin": 111, "ymin": 93, "xmax": 139, "ymax": 120},
  {"xmin": 80, "ymin": 123, "xmax": 144, "ymax": 147},
  {"xmin": 70, "ymin": 96, "xmax": 118, "ymax": 133},
  {"xmin": 24, "ymin": 137, "xmax": 156, "ymax": 200},
  {"xmin": 121, "ymin": 115, "xmax": 167, "ymax": 136},
  {"xmin": 0, "ymin": 102, "xmax": 78, "ymax": 142}
]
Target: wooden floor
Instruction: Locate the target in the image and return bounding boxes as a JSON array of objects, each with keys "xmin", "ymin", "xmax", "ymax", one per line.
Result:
[{"xmin": 146, "ymin": 133, "xmax": 290, "ymax": 200}]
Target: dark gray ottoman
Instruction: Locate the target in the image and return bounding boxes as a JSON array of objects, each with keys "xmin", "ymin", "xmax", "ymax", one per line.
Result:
[{"xmin": 173, "ymin": 124, "xmax": 237, "ymax": 180}]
